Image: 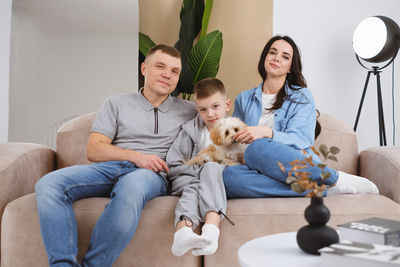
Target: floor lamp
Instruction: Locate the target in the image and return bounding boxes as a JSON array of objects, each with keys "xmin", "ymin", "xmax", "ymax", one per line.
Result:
[{"xmin": 352, "ymin": 16, "xmax": 400, "ymax": 146}]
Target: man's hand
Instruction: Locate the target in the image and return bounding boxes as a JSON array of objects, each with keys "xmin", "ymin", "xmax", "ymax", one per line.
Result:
[
  {"xmin": 233, "ymin": 126, "xmax": 273, "ymax": 144},
  {"xmin": 130, "ymin": 153, "xmax": 169, "ymax": 173},
  {"xmin": 87, "ymin": 132, "xmax": 169, "ymax": 173}
]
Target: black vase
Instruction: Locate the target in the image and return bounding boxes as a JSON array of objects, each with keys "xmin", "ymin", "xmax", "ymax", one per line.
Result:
[{"xmin": 296, "ymin": 197, "xmax": 339, "ymax": 255}]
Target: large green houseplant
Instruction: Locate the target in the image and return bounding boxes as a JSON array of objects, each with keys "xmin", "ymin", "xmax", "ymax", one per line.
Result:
[{"xmin": 139, "ymin": 0, "xmax": 223, "ymax": 99}]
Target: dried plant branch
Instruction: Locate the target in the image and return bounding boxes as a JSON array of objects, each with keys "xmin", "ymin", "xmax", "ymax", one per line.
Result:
[{"xmin": 279, "ymin": 145, "xmax": 340, "ymax": 198}]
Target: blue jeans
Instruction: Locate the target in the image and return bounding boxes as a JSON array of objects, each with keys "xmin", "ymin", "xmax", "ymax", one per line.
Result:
[
  {"xmin": 35, "ymin": 161, "xmax": 167, "ymax": 267},
  {"xmin": 223, "ymin": 138, "xmax": 339, "ymax": 198}
]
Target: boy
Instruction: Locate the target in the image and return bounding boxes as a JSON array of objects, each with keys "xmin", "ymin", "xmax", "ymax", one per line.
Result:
[{"xmin": 167, "ymin": 77, "xmax": 233, "ymax": 257}]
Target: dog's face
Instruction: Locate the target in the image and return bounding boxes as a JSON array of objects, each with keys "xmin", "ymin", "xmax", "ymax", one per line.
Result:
[{"xmin": 210, "ymin": 117, "xmax": 247, "ymax": 146}]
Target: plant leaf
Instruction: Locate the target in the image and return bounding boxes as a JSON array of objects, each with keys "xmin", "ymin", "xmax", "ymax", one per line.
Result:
[
  {"xmin": 291, "ymin": 183, "xmax": 305, "ymax": 193},
  {"xmin": 321, "ymin": 172, "xmax": 331, "ymax": 180},
  {"xmin": 193, "ymin": 0, "xmax": 205, "ymax": 39},
  {"xmin": 175, "ymin": 0, "xmax": 204, "ymax": 52},
  {"xmin": 138, "ymin": 51, "xmax": 146, "ymax": 90},
  {"xmin": 277, "ymin": 162, "xmax": 285, "ymax": 173},
  {"xmin": 173, "ymin": 53, "xmax": 194, "ymax": 96},
  {"xmin": 319, "ymin": 144, "xmax": 328, "ymax": 157},
  {"xmin": 200, "ymin": 0, "xmax": 213, "ymax": 38},
  {"xmin": 316, "ymin": 190, "xmax": 324, "ymax": 198},
  {"xmin": 138, "ymin": 32, "xmax": 156, "ymax": 57},
  {"xmin": 173, "ymin": 0, "xmax": 205, "ymax": 96},
  {"xmin": 310, "ymin": 146, "xmax": 321, "ymax": 156},
  {"xmin": 317, "ymin": 163, "xmax": 327, "ymax": 169},
  {"xmin": 305, "ymin": 191, "xmax": 315, "ymax": 197},
  {"xmin": 305, "ymin": 156, "xmax": 315, "ymax": 167},
  {"xmin": 286, "ymin": 176, "xmax": 298, "ymax": 184},
  {"xmin": 330, "ymin": 146, "xmax": 340, "ymax": 155},
  {"xmin": 327, "ymin": 155, "xmax": 338, "ymax": 162},
  {"xmin": 189, "ymin": 30, "xmax": 223, "ymax": 84}
]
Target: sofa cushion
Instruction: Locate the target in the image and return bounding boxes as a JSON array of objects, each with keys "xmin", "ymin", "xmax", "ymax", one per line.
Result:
[
  {"xmin": 314, "ymin": 113, "xmax": 358, "ymax": 174},
  {"xmin": 360, "ymin": 146, "xmax": 400, "ymax": 204},
  {"xmin": 1, "ymin": 194, "xmax": 201, "ymax": 267}
]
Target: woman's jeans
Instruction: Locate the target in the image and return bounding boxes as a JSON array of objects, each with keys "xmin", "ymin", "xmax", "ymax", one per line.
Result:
[
  {"xmin": 223, "ymin": 138, "xmax": 339, "ymax": 198},
  {"xmin": 35, "ymin": 161, "xmax": 167, "ymax": 267}
]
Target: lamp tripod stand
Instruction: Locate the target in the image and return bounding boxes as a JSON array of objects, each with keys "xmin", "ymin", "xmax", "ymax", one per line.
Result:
[
  {"xmin": 353, "ymin": 54, "xmax": 397, "ymax": 146},
  {"xmin": 353, "ymin": 66, "xmax": 386, "ymax": 146}
]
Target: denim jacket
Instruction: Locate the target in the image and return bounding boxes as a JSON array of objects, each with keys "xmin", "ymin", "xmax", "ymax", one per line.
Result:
[{"xmin": 233, "ymin": 82, "xmax": 319, "ymax": 159}]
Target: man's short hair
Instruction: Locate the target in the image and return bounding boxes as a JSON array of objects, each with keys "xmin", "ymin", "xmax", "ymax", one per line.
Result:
[
  {"xmin": 193, "ymin": 77, "xmax": 226, "ymax": 100},
  {"xmin": 146, "ymin": 44, "xmax": 181, "ymax": 61}
]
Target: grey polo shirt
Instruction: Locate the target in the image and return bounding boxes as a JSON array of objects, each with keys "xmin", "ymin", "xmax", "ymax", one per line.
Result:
[{"xmin": 91, "ymin": 90, "xmax": 197, "ymax": 162}]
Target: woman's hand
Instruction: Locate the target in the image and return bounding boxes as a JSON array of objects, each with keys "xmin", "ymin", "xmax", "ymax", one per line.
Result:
[{"xmin": 233, "ymin": 126, "xmax": 274, "ymax": 144}]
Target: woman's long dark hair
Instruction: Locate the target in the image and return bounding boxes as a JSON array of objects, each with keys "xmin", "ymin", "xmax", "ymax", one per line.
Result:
[{"xmin": 258, "ymin": 36, "xmax": 321, "ymax": 139}]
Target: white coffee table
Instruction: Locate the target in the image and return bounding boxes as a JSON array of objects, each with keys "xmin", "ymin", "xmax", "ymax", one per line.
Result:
[{"xmin": 238, "ymin": 232, "xmax": 321, "ymax": 267}]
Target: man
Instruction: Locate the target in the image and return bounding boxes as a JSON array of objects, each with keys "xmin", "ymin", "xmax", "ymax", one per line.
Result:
[{"xmin": 35, "ymin": 44, "xmax": 197, "ymax": 267}]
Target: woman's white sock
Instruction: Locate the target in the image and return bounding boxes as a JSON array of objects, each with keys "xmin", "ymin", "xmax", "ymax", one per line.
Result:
[
  {"xmin": 192, "ymin": 224, "xmax": 220, "ymax": 256},
  {"xmin": 171, "ymin": 227, "xmax": 210, "ymax": 256},
  {"xmin": 327, "ymin": 171, "xmax": 379, "ymax": 195}
]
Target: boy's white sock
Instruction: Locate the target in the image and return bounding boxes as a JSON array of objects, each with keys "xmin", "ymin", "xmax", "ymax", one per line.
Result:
[
  {"xmin": 327, "ymin": 171, "xmax": 379, "ymax": 195},
  {"xmin": 192, "ymin": 224, "xmax": 220, "ymax": 256},
  {"xmin": 171, "ymin": 227, "xmax": 210, "ymax": 256}
]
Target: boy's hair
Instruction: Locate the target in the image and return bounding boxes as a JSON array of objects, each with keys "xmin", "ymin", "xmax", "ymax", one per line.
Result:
[
  {"xmin": 193, "ymin": 77, "xmax": 226, "ymax": 100},
  {"xmin": 146, "ymin": 44, "xmax": 181, "ymax": 61}
]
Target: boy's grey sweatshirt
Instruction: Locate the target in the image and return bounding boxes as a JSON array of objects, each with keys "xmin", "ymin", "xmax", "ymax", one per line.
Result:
[{"xmin": 166, "ymin": 115, "xmax": 205, "ymax": 190}]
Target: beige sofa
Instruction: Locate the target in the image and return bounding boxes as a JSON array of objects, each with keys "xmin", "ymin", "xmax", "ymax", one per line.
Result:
[{"xmin": 1, "ymin": 112, "xmax": 400, "ymax": 267}]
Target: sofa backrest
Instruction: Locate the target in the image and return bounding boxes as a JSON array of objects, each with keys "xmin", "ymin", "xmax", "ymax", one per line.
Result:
[
  {"xmin": 315, "ymin": 113, "xmax": 358, "ymax": 174},
  {"xmin": 55, "ymin": 112, "xmax": 359, "ymax": 174},
  {"xmin": 56, "ymin": 112, "xmax": 97, "ymax": 169}
]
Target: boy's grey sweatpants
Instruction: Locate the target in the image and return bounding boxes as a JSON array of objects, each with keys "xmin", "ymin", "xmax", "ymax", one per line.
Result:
[{"xmin": 170, "ymin": 162, "xmax": 227, "ymax": 229}]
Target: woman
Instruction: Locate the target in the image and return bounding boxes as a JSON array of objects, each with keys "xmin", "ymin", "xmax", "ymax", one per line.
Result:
[{"xmin": 223, "ymin": 35, "xmax": 378, "ymax": 198}]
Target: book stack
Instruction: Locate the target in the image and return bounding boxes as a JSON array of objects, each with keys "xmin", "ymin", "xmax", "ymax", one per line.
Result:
[
  {"xmin": 319, "ymin": 217, "xmax": 400, "ymax": 266},
  {"xmin": 320, "ymin": 241, "xmax": 400, "ymax": 267},
  {"xmin": 338, "ymin": 217, "xmax": 400, "ymax": 246}
]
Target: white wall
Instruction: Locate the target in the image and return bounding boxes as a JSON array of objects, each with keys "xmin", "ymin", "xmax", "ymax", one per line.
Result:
[
  {"xmin": 274, "ymin": 0, "xmax": 400, "ymax": 151},
  {"xmin": 9, "ymin": 0, "xmax": 138, "ymax": 148},
  {"xmin": 0, "ymin": 0, "xmax": 11, "ymax": 142}
]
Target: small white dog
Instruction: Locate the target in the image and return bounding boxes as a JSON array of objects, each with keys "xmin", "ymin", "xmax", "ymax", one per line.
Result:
[{"xmin": 186, "ymin": 117, "xmax": 248, "ymax": 166}]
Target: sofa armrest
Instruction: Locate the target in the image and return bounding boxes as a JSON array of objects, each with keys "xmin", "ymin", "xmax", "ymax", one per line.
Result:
[
  {"xmin": 359, "ymin": 146, "xmax": 400, "ymax": 204},
  {"xmin": 0, "ymin": 142, "xmax": 56, "ymax": 218}
]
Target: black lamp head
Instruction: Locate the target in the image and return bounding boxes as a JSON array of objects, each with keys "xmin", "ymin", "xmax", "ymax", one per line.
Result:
[{"xmin": 353, "ymin": 16, "xmax": 400, "ymax": 63}]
